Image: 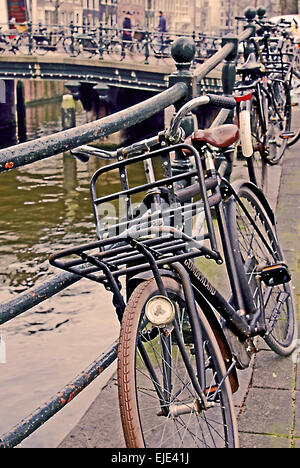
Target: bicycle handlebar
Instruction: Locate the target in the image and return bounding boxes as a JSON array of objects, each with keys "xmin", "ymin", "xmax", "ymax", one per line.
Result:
[
  {"xmin": 166, "ymin": 94, "xmax": 236, "ymax": 142},
  {"xmin": 71, "ymin": 93, "xmax": 236, "ymax": 162}
]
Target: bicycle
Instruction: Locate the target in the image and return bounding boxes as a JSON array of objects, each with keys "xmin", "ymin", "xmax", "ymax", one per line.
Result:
[
  {"xmin": 49, "ymin": 93, "xmax": 297, "ymax": 448},
  {"xmin": 16, "ymin": 25, "xmax": 69, "ymax": 56},
  {"xmin": 30, "ymin": 27, "xmax": 67, "ymax": 56},
  {"xmin": 234, "ymin": 22, "xmax": 294, "ymax": 191},
  {"xmin": 133, "ymin": 31, "xmax": 173, "ymax": 63},
  {"xmin": 0, "ymin": 27, "xmax": 18, "ymax": 55},
  {"xmin": 61, "ymin": 27, "xmax": 100, "ymax": 58},
  {"xmin": 109, "ymin": 29, "xmax": 142, "ymax": 62},
  {"xmin": 99, "ymin": 27, "xmax": 119, "ymax": 60}
]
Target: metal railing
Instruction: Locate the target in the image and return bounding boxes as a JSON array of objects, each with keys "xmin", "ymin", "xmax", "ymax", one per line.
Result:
[
  {"xmin": 0, "ymin": 8, "xmax": 258, "ymax": 448},
  {"xmin": 0, "ymin": 20, "xmax": 221, "ymax": 63}
]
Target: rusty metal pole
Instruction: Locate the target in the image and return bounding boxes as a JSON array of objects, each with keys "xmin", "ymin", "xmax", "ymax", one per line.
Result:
[{"xmin": 0, "ymin": 270, "xmax": 81, "ymax": 325}]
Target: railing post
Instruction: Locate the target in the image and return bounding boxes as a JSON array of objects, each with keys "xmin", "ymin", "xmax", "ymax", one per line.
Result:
[
  {"xmin": 221, "ymin": 35, "xmax": 239, "ymax": 100},
  {"xmin": 98, "ymin": 23, "xmax": 104, "ymax": 60},
  {"xmin": 168, "ymin": 37, "xmax": 196, "ymax": 187},
  {"xmin": 27, "ymin": 20, "xmax": 33, "ymax": 56},
  {"xmin": 144, "ymin": 29, "xmax": 150, "ymax": 65},
  {"xmin": 191, "ymin": 31, "xmax": 197, "ymax": 69},
  {"xmin": 69, "ymin": 21, "xmax": 75, "ymax": 58},
  {"xmin": 243, "ymin": 7, "xmax": 257, "ymax": 59},
  {"xmin": 256, "ymin": 7, "xmax": 266, "ymax": 22}
]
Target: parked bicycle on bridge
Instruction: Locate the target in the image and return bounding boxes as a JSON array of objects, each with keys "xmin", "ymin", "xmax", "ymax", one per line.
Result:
[{"xmin": 0, "ymin": 26, "xmax": 18, "ymax": 55}]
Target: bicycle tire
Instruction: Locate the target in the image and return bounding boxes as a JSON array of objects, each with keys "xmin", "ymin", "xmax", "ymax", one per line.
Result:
[
  {"xmin": 265, "ymin": 80, "xmax": 292, "ymax": 165},
  {"xmin": 78, "ymin": 39, "xmax": 97, "ymax": 58},
  {"xmin": 127, "ymin": 41, "xmax": 139, "ymax": 60},
  {"xmin": 118, "ymin": 276, "xmax": 238, "ymax": 448},
  {"xmin": 17, "ymin": 35, "xmax": 36, "ymax": 55},
  {"xmin": 35, "ymin": 39, "xmax": 49, "ymax": 56},
  {"xmin": 63, "ymin": 37, "xmax": 80, "ymax": 57},
  {"xmin": 227, "ymin": 184, "xmax": 297, "ymax": 356},
  {"xmin": 248, "ymin": 95, "xmax": 269, "ymax": 192}
]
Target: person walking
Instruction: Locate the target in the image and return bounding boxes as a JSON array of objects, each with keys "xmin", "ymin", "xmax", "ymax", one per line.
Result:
[
  {"xmin": 156, "ymin": 11, "xmax": 167, "ymax": 56},
  {"xmin": 158, "ymin": 11, "xmax": 167, "ymax": 34},
  {"xmin": 121, "ymin": 11, "xmax": 132, "ymax": 60}
]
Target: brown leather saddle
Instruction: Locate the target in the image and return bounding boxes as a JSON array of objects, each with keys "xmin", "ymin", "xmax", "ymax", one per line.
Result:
[{"xmin": 188, "ymin": 124, "xmax": 239, "ymax": 149}]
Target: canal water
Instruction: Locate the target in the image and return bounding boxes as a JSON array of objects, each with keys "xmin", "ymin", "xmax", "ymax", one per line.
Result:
[{"xmin": 0, "ymin": 82, "xmax": 122, "ymax": 447}]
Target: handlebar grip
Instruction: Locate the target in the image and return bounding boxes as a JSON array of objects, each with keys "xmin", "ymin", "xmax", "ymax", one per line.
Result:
[{"xmin": 206, "ymin": 94, "xmax": 237, "ymax": 110}]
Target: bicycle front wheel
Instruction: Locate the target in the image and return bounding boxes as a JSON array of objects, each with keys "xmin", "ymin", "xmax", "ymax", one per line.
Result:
[
  {"xmin": 118, "ymin": 277, "xmax": 238, "ymax": 448},
  {"xmin": 248, "ymin": 95, "xmax": 269, "ymax": 192},
  {"xmin": 17, "ymin": 35, "xmax": 36, "ymax": 55},
  {"xmin": 227, "ymin": 184, "xmax": 297, "ymax": 356}
]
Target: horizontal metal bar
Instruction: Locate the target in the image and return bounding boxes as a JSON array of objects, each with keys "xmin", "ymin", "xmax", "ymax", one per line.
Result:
[
  {"xmin": 0, "ymin": 82, "xmax": 188, "ymax": 173},
  {"xmin": 194, "ymin": 42, "xmax": 234, "ymax": 81},
  {"xmin": 0, "ymin": 271, "xmax": 82, "ymax": 325},
  {"xmin": 0, "ymin": 340, "xmax": 118, "ymax": 448},
  {"xmin": 94, "ymin": 170, "xmax": 198, "ymax": 205},
  {"xmin": 194, "ymin": 28, "xmax": 254, "ymax": 82}
]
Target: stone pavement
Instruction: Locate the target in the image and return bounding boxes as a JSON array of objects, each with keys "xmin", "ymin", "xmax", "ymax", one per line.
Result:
[{"xmin": 58, "ymin": 110, "xmax": 300, "ymax": 450}]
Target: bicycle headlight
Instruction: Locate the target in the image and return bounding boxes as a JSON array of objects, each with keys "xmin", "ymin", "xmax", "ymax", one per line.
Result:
[{"xmin": 145, "ymin": 296, "xmax": 175, "ymax": 327}]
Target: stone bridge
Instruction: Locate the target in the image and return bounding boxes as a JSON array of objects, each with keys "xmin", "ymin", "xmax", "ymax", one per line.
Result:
[{"xmin": 0, "ymin": 54, "xmax": 222, "ymax": 93}]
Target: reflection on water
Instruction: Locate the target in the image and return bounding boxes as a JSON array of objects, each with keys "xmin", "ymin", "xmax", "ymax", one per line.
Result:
[{"xmin": 0, "ymin": 83, "xmax": 122, "ymax": 447}]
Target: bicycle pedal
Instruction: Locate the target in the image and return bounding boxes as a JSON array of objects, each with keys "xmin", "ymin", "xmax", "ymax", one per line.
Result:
[
  {"xmin": 280, "ymin": 131, "xmax": 295, "ymax": 140},
  {"xmin": 260, "ymin": 263, "xmax": 291, "ymax": 286}
]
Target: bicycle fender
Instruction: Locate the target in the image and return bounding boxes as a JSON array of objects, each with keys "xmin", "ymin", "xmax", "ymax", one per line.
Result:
[{"xmin": 126, "ymin": 269, "xmax": 177, "ymax": 299}]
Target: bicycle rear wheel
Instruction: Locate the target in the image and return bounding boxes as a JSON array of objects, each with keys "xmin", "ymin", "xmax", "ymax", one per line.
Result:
[
  {"xmin": 118, "ymin": 277, "xmax": 238, "ymax": 448},
  {"xmin": 227, "ymin": 184, "xmax": 297, "ymax": 356},
  {"xmin": 133, "ymin": 42, "xmax": 146, "ymax": 63},
  {"xmin": 35, "ymin": 39, "xmax": 49, "ymax": 56}
]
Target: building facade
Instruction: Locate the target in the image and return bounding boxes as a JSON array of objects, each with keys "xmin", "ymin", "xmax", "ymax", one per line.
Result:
[
  {"xmin": 1, "ymin": 0, "xmax": 28, "ymax": 24},
  {"xmin": 29, "ymin": 0, "xmax": 83, "ymax": 26},
  {"xmin": 0, "ymin": 0, "xmax": 9, "ymax": 23},
  {"xmin": 24, "ymin": 0, "xmax": 285, "ymax": 31}
]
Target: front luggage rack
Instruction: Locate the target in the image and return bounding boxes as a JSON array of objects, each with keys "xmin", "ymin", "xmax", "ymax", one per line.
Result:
[
  {"xmin": 50, "ymin": 143, "xmax": 223, "ymax": 285},
  {"xmin": 49, "ymin": 227, "xmax": 220, "ymax": 285}
]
